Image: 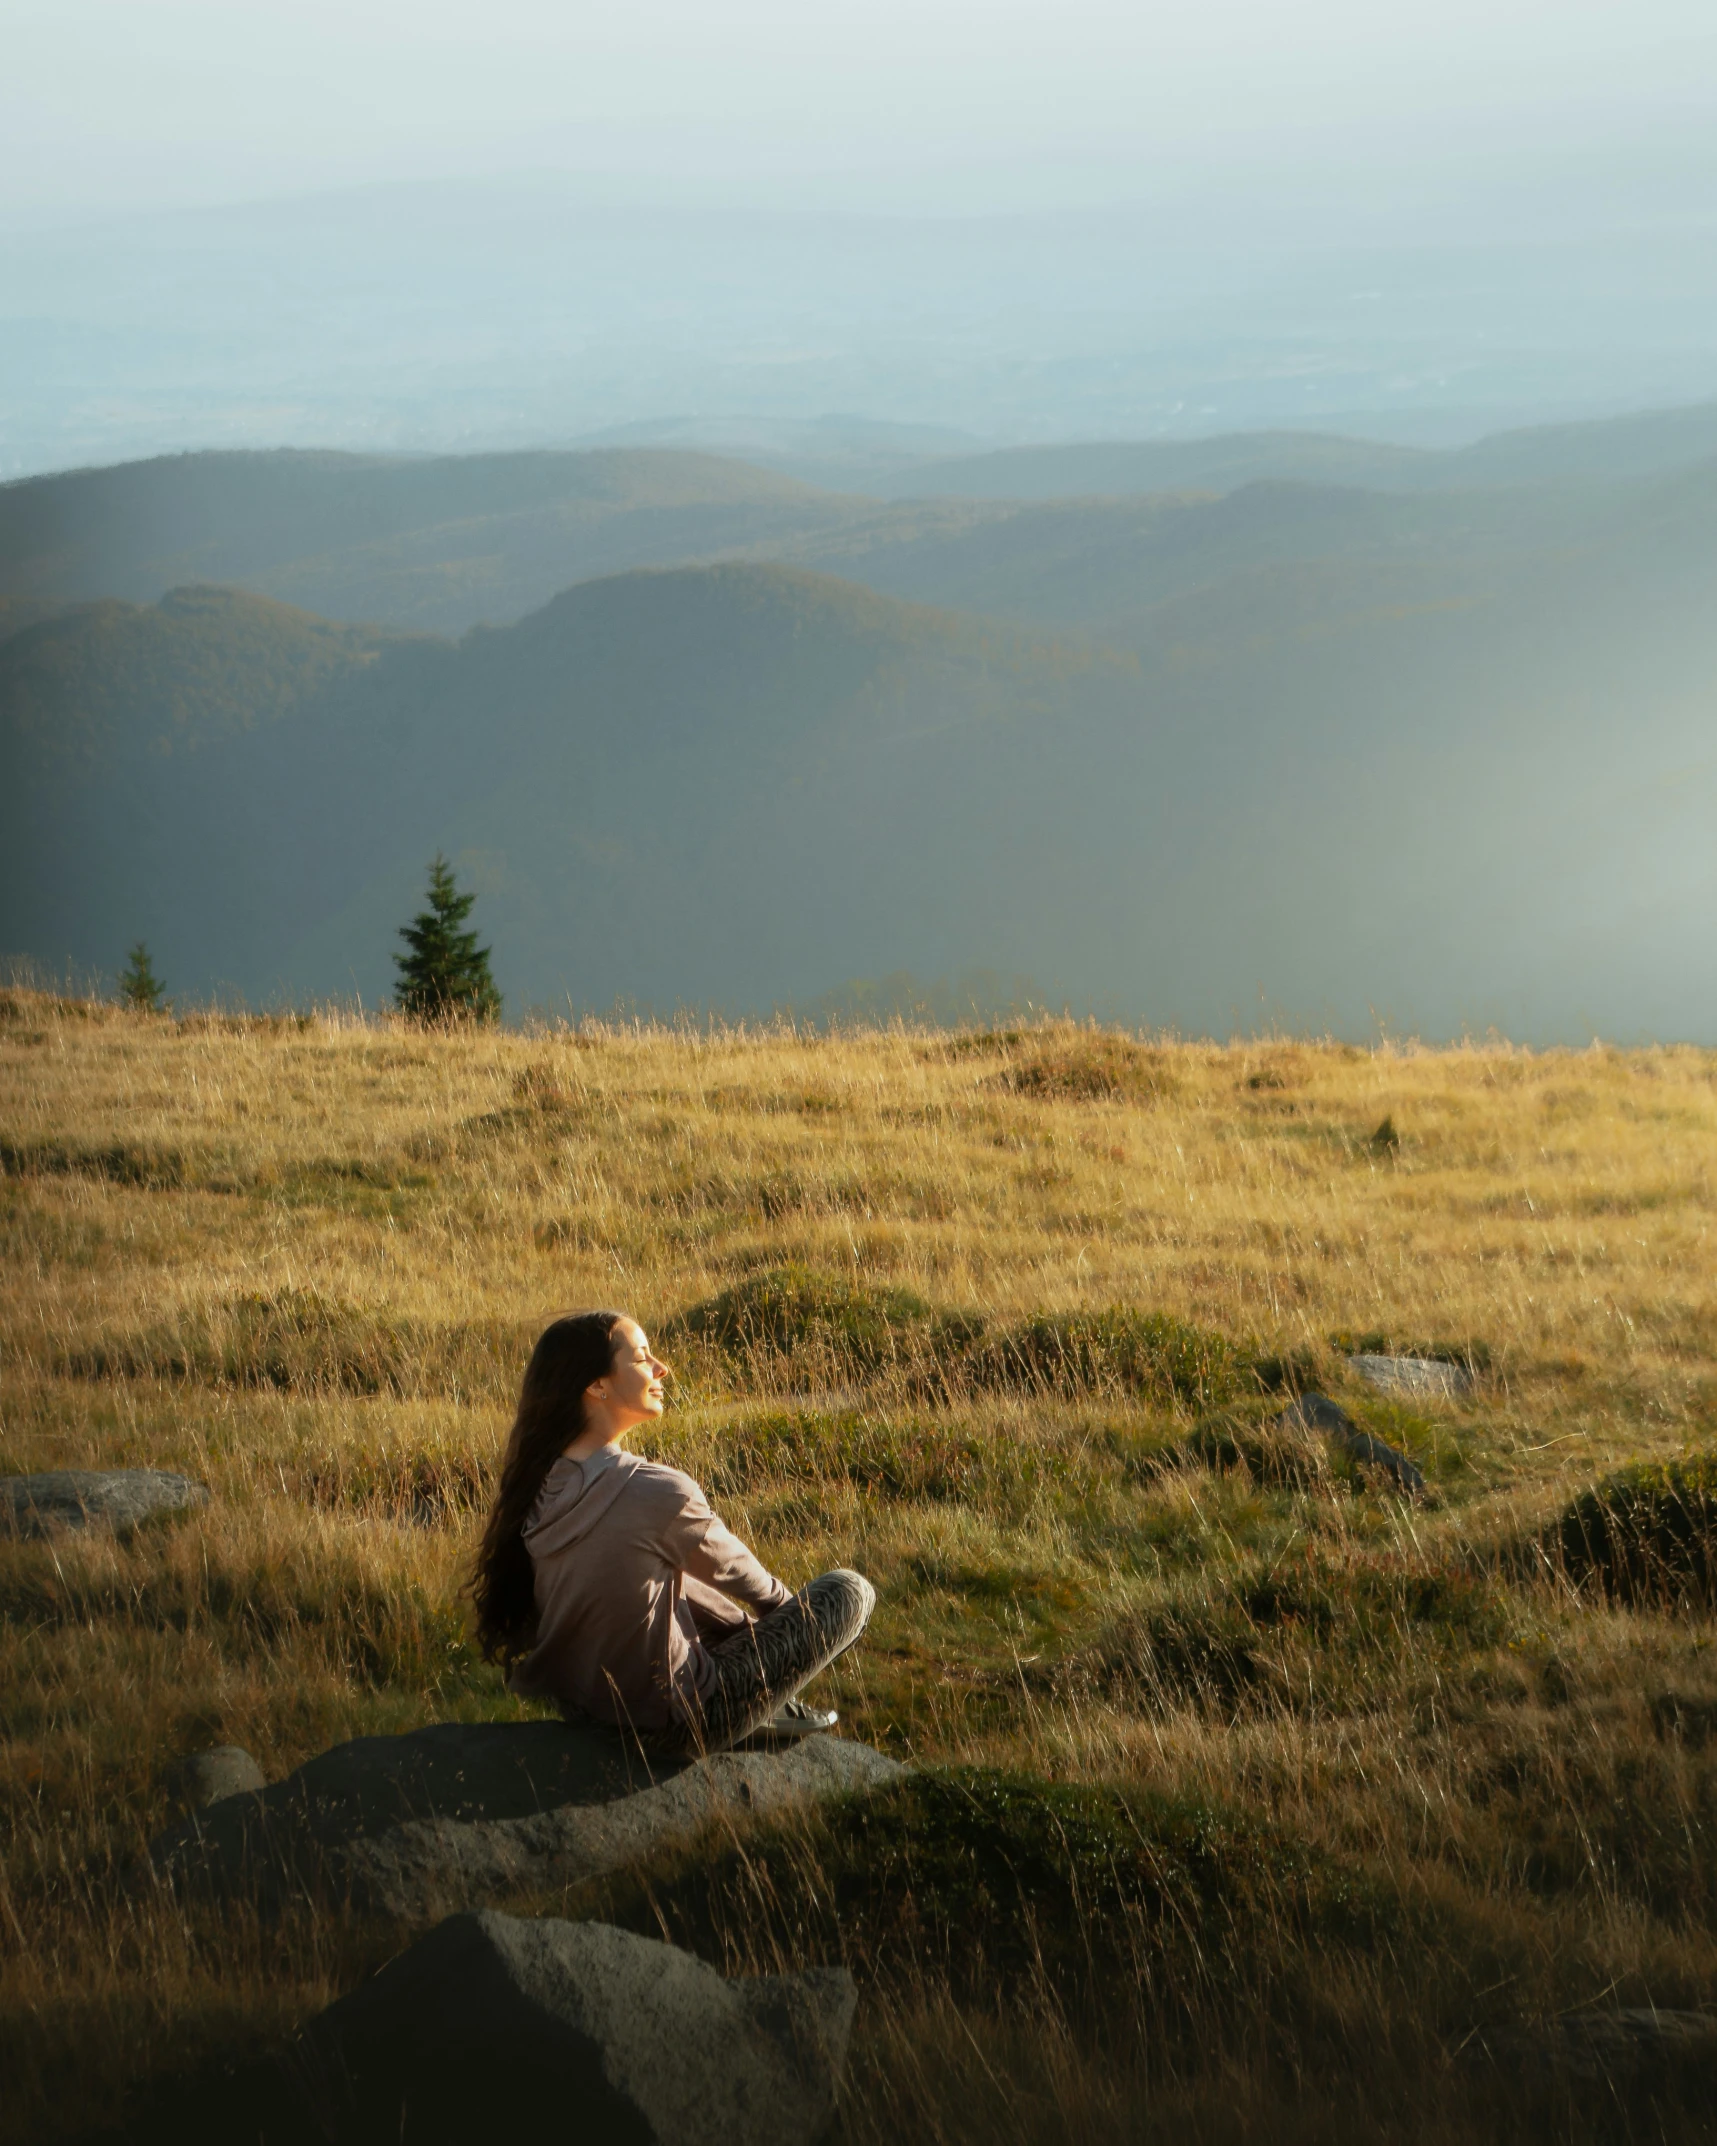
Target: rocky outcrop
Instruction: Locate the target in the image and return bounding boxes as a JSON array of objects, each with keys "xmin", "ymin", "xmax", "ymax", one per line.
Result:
[
  {"xmin": 291, "ymin": 1910, "xmax": 855, "ymax": 2145},
  {"xmin": 0, "ymin": 1469, "xmax": 209, "ymax": 1537},
  {"xmin": 146, "ymin": 1717, "xmax": 904, "ymax": 1915},
  {"xmin": 1466, "ymin": 2007, "xmax": 1717, "ymax": 2082},
  {"xmin": 1276, "ymin": 1393, "xmax": 1426, "ymax": 1495}
]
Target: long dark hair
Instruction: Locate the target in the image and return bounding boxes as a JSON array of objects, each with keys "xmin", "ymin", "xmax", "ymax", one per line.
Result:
[{"xmin": 471, "ymin": 1310, "xmax": 626, "ymax": 1664}]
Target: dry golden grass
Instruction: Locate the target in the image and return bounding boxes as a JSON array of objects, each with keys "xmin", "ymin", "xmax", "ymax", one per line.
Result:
[{"xmin": 4, "ymin": 988, "xmax": 1717, "ymax": 2141}]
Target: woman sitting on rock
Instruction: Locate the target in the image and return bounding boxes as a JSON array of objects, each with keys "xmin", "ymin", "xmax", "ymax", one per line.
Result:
[{"xmin": 472, "ymin": 1310, "xmax": 874, "ymax": 1753}]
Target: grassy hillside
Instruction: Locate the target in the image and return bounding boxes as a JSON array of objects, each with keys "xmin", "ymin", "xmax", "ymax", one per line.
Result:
[{"xmin": 4, "ymin": 995, "xmax": 1717, "ymax": 2141}]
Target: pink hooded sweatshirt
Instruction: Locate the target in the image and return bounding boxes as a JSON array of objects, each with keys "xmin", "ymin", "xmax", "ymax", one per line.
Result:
[{"xmin": 509, "ymin": 1443, "xmax": 791, "ymax": 1731}]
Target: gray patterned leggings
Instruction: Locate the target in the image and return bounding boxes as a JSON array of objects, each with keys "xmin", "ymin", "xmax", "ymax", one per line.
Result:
[{"xmin": 669, "ymin": 1568, "xmax": 876, "ymax": 1756}]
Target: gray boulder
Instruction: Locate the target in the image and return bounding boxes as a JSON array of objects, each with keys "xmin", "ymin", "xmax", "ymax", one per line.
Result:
[
  {"xmin": 1468, "ymin": 2007, "xmax": 1717, "ymax": 2082},
  {"xmin": 174, "ymin": 1745, "xmax": 266, "ymax": 1809},
  {"xmin": 146, "ymin": 1717, "xmax": 904, "ymax": 1915},
  {"xmin": 1276, "ymin": 1393, "xmax": 1426, "ymax": 1495},
  {"xmin": 0, "ymin": 1469, "xmax": 209, "ymax": 1537},
  {"xmin": 294, "ymin": 1910, "xmax": 855, "ymax": 2145},
  {"xmin": 1351, "ymin": 1353, "xmax": 1472, "ymax": 1401}
]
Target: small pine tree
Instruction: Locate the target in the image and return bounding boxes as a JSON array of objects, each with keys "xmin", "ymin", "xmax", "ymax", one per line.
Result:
[
  {"xmin": 118, "ymin": 941, "xmax": 166, "ymax": 1013},
  {"xmin": 393, "ymin": 855, "xmax": 501, "ymax": 1024}
]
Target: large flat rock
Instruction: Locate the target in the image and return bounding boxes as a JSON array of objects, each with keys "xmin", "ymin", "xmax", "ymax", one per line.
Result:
[
  {"xmin": 292, "ymin": 1910, "xmax": 855, "ymax": 2145},
  {"xmin": 146, "ymin": 1717, "xmax": 904, "ymax": 1915},
  {"xmin": 0, "ymin": 1469, "xmax": 209, "ymax": 1537}
]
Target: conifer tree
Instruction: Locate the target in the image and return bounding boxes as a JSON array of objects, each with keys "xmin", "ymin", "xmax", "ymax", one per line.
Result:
[
  {"xmin": 117, "ymin": 941, "xmax": 166, "ymax": 1012},
  {"xmin": 393, "ymin": 856, "xmax": 501, "ymax": 1024}
]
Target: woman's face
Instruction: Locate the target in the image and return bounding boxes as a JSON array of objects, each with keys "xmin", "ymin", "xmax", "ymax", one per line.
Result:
[{"xmin": 592, "ymin": 1319, "xmax": 669, "ymax": 1429}]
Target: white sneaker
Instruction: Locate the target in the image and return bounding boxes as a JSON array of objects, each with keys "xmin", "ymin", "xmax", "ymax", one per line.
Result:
[
  {"xmin": 774, "ymin": 1697, "xmax": 838, "ymax": 1733},
  {"xmin": 736, "ymin": 1697, "xmax": 838, "ymax": 1745}
]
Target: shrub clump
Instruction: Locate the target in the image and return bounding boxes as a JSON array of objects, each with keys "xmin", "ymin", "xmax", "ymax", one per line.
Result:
[
  {"xmin": 1056, "ymin": 1556, "xmax": 1508, "ymax": 1719},
  {"xmin": 1551, "ymin": 1453, "xmax": 1717, "ymax": 1607},
  {"xmin": 992, "ymin": 1030, "xmax": 1177, "ymax": 1104},
  {"xmin": 0, "ymin": 1543, "xmax": 478, "ymax": 1693},
  {"xmin": 1181, "ymin": 1408, "xmax": 1328, "ymax": 1488},
  {"xmin": 669, "ymin": 1264, "xmax": 972, "ymax": 1380},
  {"xmin": 0, "ymin": 1133, "xmax": 188, "ymax": 1189},
  {"xmin": 974, "ymin": 1307, "xmax": 1236, "ymax": 1409},
  {"xmin": 1060, "ymin": 1601, "xmax": 1267, "ymax": 1713},
  {"xmin": 671, "ymin": 1266, "xmax": 1237, "ymax": 1407}
]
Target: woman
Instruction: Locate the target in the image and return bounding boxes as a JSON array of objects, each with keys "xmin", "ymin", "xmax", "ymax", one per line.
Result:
[{"xmin": 472, "ymin": 1310, "xmax": 875, "ymax": 1752}]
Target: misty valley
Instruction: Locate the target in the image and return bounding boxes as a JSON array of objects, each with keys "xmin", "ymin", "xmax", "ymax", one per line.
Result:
[{"xmin": 5, "ymin": 408, "xmax": 1717, "ymax": 1040}]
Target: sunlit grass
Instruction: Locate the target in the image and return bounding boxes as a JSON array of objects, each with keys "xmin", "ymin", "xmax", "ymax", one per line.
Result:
[{"xmin": 3, "ymin": 989, "xmax": 1716, "ymax": 2139}]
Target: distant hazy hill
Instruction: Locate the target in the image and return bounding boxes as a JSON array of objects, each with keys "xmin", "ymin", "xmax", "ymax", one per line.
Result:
[
  {"xmin": 889, "ymin": 400, "xmax": 1717, "ymax": 501},
  {"xmin": 7, "ymin": 401, "xmax": 1717, "ymax": 645},
  {"xmin": 884, "ymin": 432, "xmax": 1433, "ymax": 501},
  {"xmin": 7, "ymin": 542, "xmax": 1716, "ymax": 1040},
  {"xmin": 1436, "ymin": 401, "xmax": 1717, "ymax": 490},
  {"xmin": 0, "ymin": 448, "xmax": 861, "ymax": 636},
  {"xmin": 753, "ymin": 480, "xmax": 1537, "ymax": 648}
]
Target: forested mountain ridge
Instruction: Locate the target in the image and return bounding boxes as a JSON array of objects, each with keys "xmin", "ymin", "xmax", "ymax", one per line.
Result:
[
  {"xmin": 0, "ymin": 585, "xmax": 406, "ymax": 770},
  {"xmin": 0, "ymin": 447, "xmax": 861, "ymax": 635},
  {"xmin": 6, "ymin": 542, "xmax": 1715, "ymax": 1040},
  {"xmin": 3, "ymin": 565, "xmax": 1134, "ymax": 1018}
]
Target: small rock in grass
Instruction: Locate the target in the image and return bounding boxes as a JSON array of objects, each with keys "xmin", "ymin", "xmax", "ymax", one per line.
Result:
[
  {"xmin": 1468, "ymin": 2007, "xmax": 1717, "ymax": 2082},
  {"xmin": 1276, "ymin": 1393, "xmax": 1426, "ymax": 1496},
  {"xmin": 1351, "ymin": 1353, "xmax": 1471, "ymax": 1401},
  {"xmin": 0, "ymin": 1469, "xmax": 209, "ymax": 1538},
  {"xmin": 176, "ymin": 1746, "xmax": 266, "ymax": 1808},
  {"xmin": 295, "ymin": 1909, "xmax": 856, "ymax": 2145}
]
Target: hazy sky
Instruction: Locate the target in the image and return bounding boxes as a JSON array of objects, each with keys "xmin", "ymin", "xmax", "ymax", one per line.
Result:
[{"xmin": 7, "ymin": 0, "xmax": 1717, "ymax": 224}]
